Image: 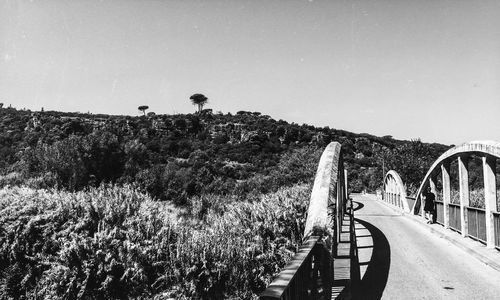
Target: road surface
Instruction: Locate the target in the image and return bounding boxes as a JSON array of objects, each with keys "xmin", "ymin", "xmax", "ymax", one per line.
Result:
[{"xmin": 351, "ymin": 194, "xmax": 500, "ymax": 300}]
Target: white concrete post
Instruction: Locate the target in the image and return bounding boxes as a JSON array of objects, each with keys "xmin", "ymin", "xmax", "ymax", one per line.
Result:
[
  {"xmin": 341, "ymin": 166, "xmax": 346, "ymax": 217},
  {"xmin": 386, "ymin": 177, "xmax": 389, "ymax": 203},
  {"xmin": 441, "ymin": 163, "xmax": 451, "ymax": 229},
  {"xmin": 420, "ymin": 181, "xmax": 426, "ymax": 217},
  {"xmin": 390, "ymin": 177, "xmax": 393, "ymax": 205},
  {"xmin": 458, "ymin": 156, "xmax": 470, "ymax": 237},
  {"xmin": 344, "ymin": 169, "xmax": 348, "ymax": 197},
  {"xmin": 387, "ymin": 177, "xmax": 390, "ymax": 203},
  {"xmin": 429, "ymin": 176, "xmax": 437, "ymax": 222},
  {"xmin": 483, "ymin": 156, "xmax": 497, "ymax": 248},
  {"xmin": 385, "ymin": 177, "xmax": 387, "ymax": 201},
  {"xmin": 344, "ymin": 169, "xmax": 348, "ymax": 214},
  {"xmin": 429, "ymin": 176, "xmax": 437, "ymax": 196},
  {"xmin": 392, "ymin": 178, "xmax": 395, "ymax": 205},
  {"xmin": 337, "ymin": 174, "xmax": 341, "ymax": 243}
]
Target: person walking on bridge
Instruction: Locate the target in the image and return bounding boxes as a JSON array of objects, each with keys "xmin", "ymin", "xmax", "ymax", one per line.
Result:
[{"xmin": 423, "ymin": 187, "xmax": 436, "ymax": 224}]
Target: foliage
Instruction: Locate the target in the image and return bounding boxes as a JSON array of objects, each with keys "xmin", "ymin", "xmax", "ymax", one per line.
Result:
[
  {"xmin": 190, "ymin": 94, "xmax": 208, "ymax": 113},
  {"xmin": 0, "ymin": 184, "xmax": 309, "ymax": 299},
  {"xmin": 0, "ymin": 107, "xmax": 450, "ymax": 198},
  {"xmin": 138, "ymin": 105, "xmax": 149, "ymax": 116},
  {"xmin": 0, "ymin": 106, "xmax": 464, "ymax": 298}
]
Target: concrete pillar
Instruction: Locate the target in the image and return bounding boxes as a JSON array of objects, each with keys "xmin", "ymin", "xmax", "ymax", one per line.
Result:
[
  {"xmin": 344, "ymin": 169, "xmax": 348, "ymax": 216},
  {"xmin": 420, "ymin": 183, "xmax": 426, "ymax": 217},
  {"xmin": 384, "ymin": 178, "xmax": 387, "ymax": 202},
  {"xmin": 391, "ymin": 178, "xmax": 394, "ymax": 205},
  {"xmin": 392, "ymin": 178, "xmax": 396, "ymax": 205},
  {"xmin": 429, "ymin": 175, "xmax": 437, "ymax": 196},
  {"xmin": 458, "ymin": 156, "xmax": 469, "ymax": 237},
  {"xmin": 429, "ymin": 175, "xmax": 438, "ymax": 223},
  {"xmin": 441, "ymin": 163, "xmax": 451, "ymax": 229},
  {"xmin": 387, "ymin": 178, "xmax": 390, "ymax": 203},
  {"xmin": 483, "ymin": 156, "xmax": 497, "ymax": 248},
  {"xmin": 344, "ymin": 169, "xmax": 348, "ymax": 203},
  {"xmin": 342, "ymin": 167, "xmax": 347, "ymax": 216},
  {"xmin": 336, "ymin": 170, "xmax": 342, "ymax": 243}
]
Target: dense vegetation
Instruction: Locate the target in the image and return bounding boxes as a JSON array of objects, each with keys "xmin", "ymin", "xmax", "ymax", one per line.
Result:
[
  {"xmin": 0, "ymin": 106, "xmax": 449, "ymax": 197},
  {"xmin": 0, "ymin": 184, "xmax": 309, "ymax": 299},
  {"xmin": 0, "ymin": 106, "xmax": 455, "ymax": 298}
]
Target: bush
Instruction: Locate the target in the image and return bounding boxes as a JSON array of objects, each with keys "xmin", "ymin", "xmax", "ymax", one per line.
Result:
[{"xmin": 0, "ymin": 183, "xmax": 310, "ymax": 299}]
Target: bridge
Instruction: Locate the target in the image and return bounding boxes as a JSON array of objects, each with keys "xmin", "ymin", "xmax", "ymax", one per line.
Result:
[{"xmin": 260, "ymin": 141, "xmax": 500, "ymax": 299}]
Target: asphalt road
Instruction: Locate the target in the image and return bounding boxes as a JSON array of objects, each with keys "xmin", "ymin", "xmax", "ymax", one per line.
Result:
[{"xmin": 351, "ymin": 194, "xmax": 500, "ymax": 300}]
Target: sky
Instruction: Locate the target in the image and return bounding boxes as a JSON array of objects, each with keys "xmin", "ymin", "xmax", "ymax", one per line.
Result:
[{"xmin": 1, "ymin": 0, "xmax": 499, "ymax": 145}]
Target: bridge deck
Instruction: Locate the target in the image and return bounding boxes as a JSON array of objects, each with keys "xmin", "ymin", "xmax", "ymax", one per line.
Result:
[{"xmin": 351, "ymin": 194, "xmax": 500, "ymax": 299}]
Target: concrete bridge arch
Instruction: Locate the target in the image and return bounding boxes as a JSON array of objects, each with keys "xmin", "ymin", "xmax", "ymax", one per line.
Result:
[
  {"xmin": 414, "ymin": 140, "xmax": 500, "ymax": 248},
  {"xmin": 383, "ymin": 170, "xmax": 410, "ymax": 213}
]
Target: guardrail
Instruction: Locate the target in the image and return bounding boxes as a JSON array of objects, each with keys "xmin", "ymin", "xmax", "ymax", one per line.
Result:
[
  {"xmin": 467, "ymin": 206, "xmax": 486, "ymax": 243},
  {"xmin": 435, "ymin": 201, "xmax": 444, "ymax": 225},
  {"xmin": 448, "ymin": 203, "xmax": 461, "ymax": 233},
  {"xmin": 493, "ymin": 212, "xmax": 500, "ymax": 250},
  {"xmin": 259, "ymin": 236, "xmax": 332, "ymax": 300},
  {"xmin": 432, "ymin": 201, "xmax": 496, "ymax": 247},
  {"xmin": 259, "ymin": 142, "xmax": 347, "ymax": 299}
]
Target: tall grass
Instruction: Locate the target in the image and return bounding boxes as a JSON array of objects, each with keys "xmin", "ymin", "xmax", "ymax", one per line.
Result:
[{"xmin": 0, "ymin": 184, "xmax": 310, "ymax": 299}]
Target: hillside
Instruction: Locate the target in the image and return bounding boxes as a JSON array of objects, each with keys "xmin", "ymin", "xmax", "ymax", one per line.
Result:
[
  {"xmin": 0, "ymin": 106, "xmax": 453, "ymax": 298},
  {"xmin": 0, "ymin": 106, "xmax": 449, "ymax": 200}
]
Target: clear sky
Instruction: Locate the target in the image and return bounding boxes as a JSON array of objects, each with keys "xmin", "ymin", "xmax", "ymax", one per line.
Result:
[{"xmin": 1, "ymin": 0, "xmax": 499, "ymax": 145}]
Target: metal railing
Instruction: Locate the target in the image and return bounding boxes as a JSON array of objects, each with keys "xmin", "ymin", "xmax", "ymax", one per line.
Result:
[
  {"xmin": 448, "ymin": 203, "xmax": 461, "ymax": 233},
  {"xmin": 435, "ymin": 201, "xmax": 444, "ymax": 225},
  {"xmin": 466, "ymin": 206, "xmax": 486, "ymax": 243},
  {"xmin": 259, "ymin": 236, "xmax": 332, "ymax": 300},
  {"xmin": 493, "ymin": 212, "xmax": 500, "ymax": 250}
]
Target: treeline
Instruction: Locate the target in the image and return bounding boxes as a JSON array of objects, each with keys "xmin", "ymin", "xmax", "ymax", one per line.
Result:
[{"xmin": 0, "ymin": 106, "xmax": 450, "ymax": 200}]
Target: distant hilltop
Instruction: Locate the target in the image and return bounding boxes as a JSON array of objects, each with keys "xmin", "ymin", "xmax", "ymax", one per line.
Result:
[{"xmin": 0, "ymin": 106, "xmax": 449, "ymax": 198}]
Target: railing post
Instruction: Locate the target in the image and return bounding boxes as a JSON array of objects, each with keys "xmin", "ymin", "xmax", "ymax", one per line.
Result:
[
  {"xmin": 429, "ymin": 175, "xmax": 437, "ymax": 196},
  {"xmin": 392, "ymin": 178, "xmax": 396, "ymax": 205},
  {"xmin": 420, "ymin": 189, "xmax": 425, "ymax": 218},
  {"xmin": 441, "ymin": 162, "xmax": 451, "ymax": 229},
  {"xmin": 390, "ymin": 178, "xmax": 394, "ymax": 205},
  {"xmin": 458, "ymin": 156, "xmax": 470, "ymax": 237},
  {"xmin": 429, "ymin": 175, "xmax": 438, "ymax": 223},
  {"xmin": 344, "ymin": 169, "xmax": 348, "ymax": 214},
  {"xmin": 483, "ymin": 156, "xmax": 497, "ymax": 248},
  {"xmin": 337, "ymin": 175, "xmax": 342, "ymax": 245}
]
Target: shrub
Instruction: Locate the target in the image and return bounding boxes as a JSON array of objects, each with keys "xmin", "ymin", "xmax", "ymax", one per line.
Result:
[{"xmin": 0, "ymin": 183, "xmax": 310, "ymax": 299}]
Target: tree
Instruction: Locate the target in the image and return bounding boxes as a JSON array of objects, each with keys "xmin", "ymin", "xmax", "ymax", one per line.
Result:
[
  {"xmin": 189, "ymin": 93, "xmax": 208, "ymax": 113},
  {"xmin": 138, "ymin": 105, "xmax": 149, "ymax": 116}
]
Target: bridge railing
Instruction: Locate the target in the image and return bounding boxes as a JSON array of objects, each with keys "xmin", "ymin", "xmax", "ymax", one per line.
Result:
[
  {"xmin": 259, "ymin": 237, "xmax": 332, "ymax": 300},
  {"xmin": 448, "ymin": 203, "xmax": 461, "ymax": 232},
  {"xmin": 467, "ymin": 206, "xmax": 487, "ymax": 243},
  {"xmin": 259, "ymin": 142, "xmax": 347, "ymax": 299},
  {"xmin": 413, "ymin": 141, "xmax": 500, "ymax": 249},
  {"xmin": 494, "ymin": 212, "xmax": 500, "ymax": 250},
  {"xmin": 435, "ymin": 201, "xmax": 444, "ymax": 224}
]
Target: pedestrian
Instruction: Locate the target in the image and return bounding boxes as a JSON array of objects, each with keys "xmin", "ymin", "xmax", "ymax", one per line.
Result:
[{"xmin": 423, "ymin": 187, "xmax": 435, "ymax": 224}]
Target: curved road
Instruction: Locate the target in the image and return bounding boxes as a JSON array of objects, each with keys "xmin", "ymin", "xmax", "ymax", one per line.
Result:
[{"xmin": 351, "ymin": 194, "xmax": 500, "ymax": 300}]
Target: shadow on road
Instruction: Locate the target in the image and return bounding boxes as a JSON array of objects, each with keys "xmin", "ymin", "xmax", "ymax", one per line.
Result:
[
  {"xmin": 352, "ymin": 218, "xmax": 391, "ymax": 300},
  {"xmin": 352, "ymin": 201, "xmax": 365, "ymax": 211}
]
